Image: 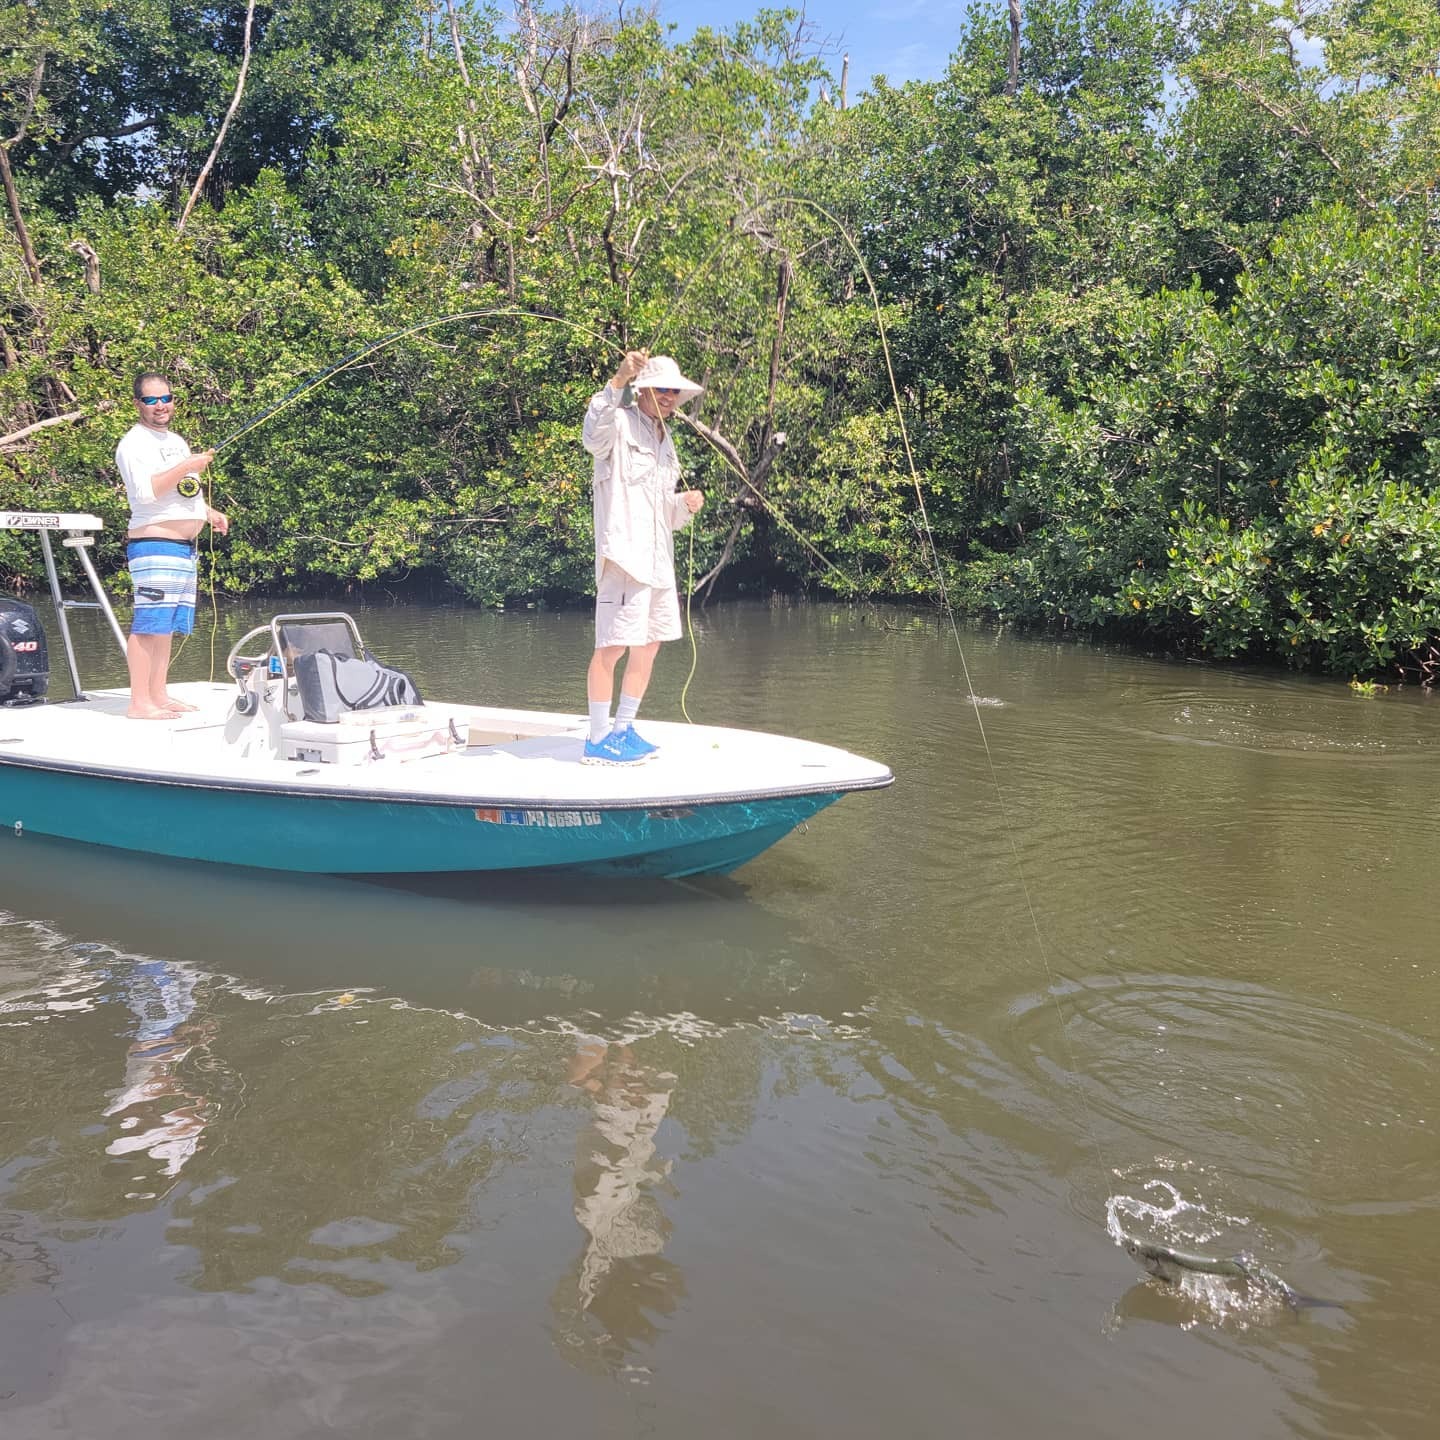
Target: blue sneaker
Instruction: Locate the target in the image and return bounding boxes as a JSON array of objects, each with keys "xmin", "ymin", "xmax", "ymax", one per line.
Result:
[
  {"xmin": 616, "ymin": 726, "xmax": 659, "ymax": 761},
  {"xmin": 582, "ymin": 730, "xmax": 643, "ymax": 765}
]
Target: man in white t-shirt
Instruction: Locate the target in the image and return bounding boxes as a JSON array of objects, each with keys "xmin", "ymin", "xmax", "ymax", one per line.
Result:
[
  {"xmin": 580, "ymin": 350, "xmax": 704, "ymax": 765},
  {"xmin": 114, "ymin": 372, "xmax": 228, "ymax": 718}
]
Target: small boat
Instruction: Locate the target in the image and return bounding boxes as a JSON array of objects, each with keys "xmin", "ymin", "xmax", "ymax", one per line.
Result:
[{"xmin": 0, "ymin": 511, "xmax": 891, "ymax": 879}]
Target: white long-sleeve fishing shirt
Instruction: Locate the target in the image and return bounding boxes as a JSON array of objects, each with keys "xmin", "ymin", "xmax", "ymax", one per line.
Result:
[{"xmin": 582, "ymin": 384, "xmax": 694, "ymax": 589}]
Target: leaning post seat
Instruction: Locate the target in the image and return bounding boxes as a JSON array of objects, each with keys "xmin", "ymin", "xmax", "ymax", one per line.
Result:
[
  {"xmin": 225, "ymin": 611, "xmax": 460, "ymax": 763},
  {"xmin": 277, "ymin": 619, "xmax": 360, "ymax": 667}
]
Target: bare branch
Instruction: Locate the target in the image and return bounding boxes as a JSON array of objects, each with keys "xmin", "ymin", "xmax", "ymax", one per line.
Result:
[
  {"xmin": 693, "ymin": 512, "xmax": 746, "ymax": 598},
  {"xmin": 177, "ymin": 0, "xmax": 257, "ymax": 233},
  {"xmin": 681, "ymin": 412, "xmax": 749, "ymax": 476},
  {"xmin": 445, "ymin": 0, "xmax": 500, "ymax": 200},
  {"xmin": 5, "ymin": 59, "xmax": 47, "ymax": 148},
  {"xmin": 17, "ymin": 58, "xmax": 44, "ymax": 140},
  {"xmin": 54, "ymin": 115, "xmax": 158, "ymax": 164},
  {"xmin": 68, "ymin": 239, "xmax": 100, "ymax": 293},
  {"xmin": 0, "ymin": 144, "xmax": 43, "ymax": 285},
  {"xmin": 1005, "ymin": 0, "xmax": 1021, "ymax": 97},
  {"xmin": 0, "ymin": 404, "xmax": 112, "ymax": 450},
  {"xmin": 763, "ymin": 257, "xmax": 792, "ymax": 446}
]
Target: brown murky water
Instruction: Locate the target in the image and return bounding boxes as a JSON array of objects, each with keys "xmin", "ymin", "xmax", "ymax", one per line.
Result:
[{"xmin": 2, "ymin": 598, "xmax": 1437, "ymax": 1438}]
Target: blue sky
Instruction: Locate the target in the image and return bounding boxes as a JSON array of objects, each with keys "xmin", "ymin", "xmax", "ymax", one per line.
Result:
[{"xmin": 657, "ymin": 0, "xmax": 975, "ymax": 90}]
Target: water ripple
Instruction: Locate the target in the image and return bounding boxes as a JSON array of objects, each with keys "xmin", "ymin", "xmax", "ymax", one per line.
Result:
[{"xmin": 1004, "ymin": 973, "xmax": 1440, "ymax": 1207}]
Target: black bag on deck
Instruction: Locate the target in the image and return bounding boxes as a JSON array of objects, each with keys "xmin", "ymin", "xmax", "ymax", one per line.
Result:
[{"xmin": 293, "ymin": 648, "xmax": 423, "ymax": 724}]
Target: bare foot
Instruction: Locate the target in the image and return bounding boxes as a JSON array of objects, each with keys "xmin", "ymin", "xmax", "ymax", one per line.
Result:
[
  {"xmin": 126, "ymin": 704, "xmax": 173, "ymax": 720},
  {"xmin": 162, "ymin": 698, "xmax": 198, "ymax": 712}
]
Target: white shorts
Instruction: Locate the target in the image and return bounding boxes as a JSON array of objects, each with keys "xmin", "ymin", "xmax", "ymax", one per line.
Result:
[{"xmin": 594, "ymin": 563, "xmax": 682, "ymax": 648}]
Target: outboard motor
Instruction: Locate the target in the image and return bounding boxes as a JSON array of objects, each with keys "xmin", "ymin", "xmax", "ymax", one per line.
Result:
[{"xmin": 0, "ymin": 596, "xmax": 49, "ymax": 704}]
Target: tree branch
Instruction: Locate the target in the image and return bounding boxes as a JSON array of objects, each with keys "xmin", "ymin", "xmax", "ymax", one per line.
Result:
[
  {"xmin": 693, "ymin": 512, "xmax": 746, "ymax": 599},
  {"xmin": 5, "ymin": 59, "xmax": 47, "ymax": 148},
  {"xmin": 0, "ymin": 144, "xmax": 43, "ymax": 285},
  {"xmin": 763, "ymin": 256, "xmax": 792, "ymax": 448},
  {"xmin": 68, "ymin": 239, "xmax": 100, "ymax": 293},
  {"xmin": 54, "ymin": 115, "xmax": 158, "ymax": 164},
  {"xmin": 177, "ymin": 0, "xmax": 257, "ymax": 233},
  {"xmin": 0, "ymin": 405, "xmax": 110, "ymax": 450},
  {"xmin": 1005, "ymin": 0, "xmax": 1022, "ymax": 97}
]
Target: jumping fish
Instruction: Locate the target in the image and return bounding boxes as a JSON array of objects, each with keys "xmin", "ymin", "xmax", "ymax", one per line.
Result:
[{"xmin": 1119, "ymin": 1234, "xmax": 1343, "ymax": 1311}]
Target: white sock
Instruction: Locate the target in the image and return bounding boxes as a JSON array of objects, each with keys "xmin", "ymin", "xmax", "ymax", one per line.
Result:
[
  {"xmin": 588, "ymin": 702, "xmax": 611, "ymax": 743},
  {"xmin": 614, "ymin": 694, "xmax": 641, "ymax": 732}
]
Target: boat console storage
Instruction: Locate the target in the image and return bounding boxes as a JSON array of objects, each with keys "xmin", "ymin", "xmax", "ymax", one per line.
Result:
[{"xmin": 227, "ymin": 612, "xmax": 463, "ymax": 766}]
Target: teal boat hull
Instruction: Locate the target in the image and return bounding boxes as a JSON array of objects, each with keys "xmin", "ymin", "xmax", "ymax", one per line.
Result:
[{"xmin": 0, "ymin": 759, "xmax": 842, "ymax": 879}]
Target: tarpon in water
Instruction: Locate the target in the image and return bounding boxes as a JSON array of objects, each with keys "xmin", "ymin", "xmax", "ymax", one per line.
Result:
[{"xmin": 1119, "ymin": 1234, "xmax": 1343, "ymax": 1311}]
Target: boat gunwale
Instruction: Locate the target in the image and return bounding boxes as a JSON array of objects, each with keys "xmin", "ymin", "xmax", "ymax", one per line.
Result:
[{"xmin": 0, "ymin": 749, "xmax": 895, "ymax": 811}]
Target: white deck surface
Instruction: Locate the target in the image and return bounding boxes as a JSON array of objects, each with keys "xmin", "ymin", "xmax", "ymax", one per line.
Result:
[{"xmin": 0, "ymin": 684, "xmax": 893, "ymax": 809}]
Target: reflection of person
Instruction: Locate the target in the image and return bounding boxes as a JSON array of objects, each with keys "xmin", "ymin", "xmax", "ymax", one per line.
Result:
[
  {"xmin": 115, "ymin": 372, "xmax": 228, "ymax": 719},
  {"xmin": 102, "ymin": 958, "xmax": 211, "ymax": 1180},
  {"xmin": 580, "ymin": 350, "xmax": 704, "ymax": 765},
  {"xmin": 550, "ymin": 1039, "xmax": 683, "ymax": 1378}
]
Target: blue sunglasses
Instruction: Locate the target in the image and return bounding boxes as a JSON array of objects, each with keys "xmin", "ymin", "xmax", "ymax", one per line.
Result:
[{"xmin": 139, "ymin": 394, "xmax": 174, "ymax": 405}]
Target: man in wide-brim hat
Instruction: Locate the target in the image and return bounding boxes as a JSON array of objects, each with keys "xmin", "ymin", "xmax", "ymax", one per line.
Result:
[{"xmin": 579, "ymin": 349, "xmax": 705, "ymax": 765}]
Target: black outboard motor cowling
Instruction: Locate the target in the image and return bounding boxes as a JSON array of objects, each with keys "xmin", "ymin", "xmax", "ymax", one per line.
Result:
[{"xmin": 0, "ymin": 597, "xmax": 49, "ymax": 703}]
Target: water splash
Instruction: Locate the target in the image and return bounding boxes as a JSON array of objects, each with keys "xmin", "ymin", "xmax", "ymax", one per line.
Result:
[{"xmin": 1105, "ymin": 1173, "xmax": 1308, "ymax": 1326}]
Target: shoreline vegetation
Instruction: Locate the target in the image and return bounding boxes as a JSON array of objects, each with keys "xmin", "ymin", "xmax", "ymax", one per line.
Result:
[{"xmin": 2, "ymin": 0, "xmax": 1437, "ymax": 681}]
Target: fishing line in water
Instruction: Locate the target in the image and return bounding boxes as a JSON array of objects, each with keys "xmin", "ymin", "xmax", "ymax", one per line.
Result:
[
  {"xmin": 799, "ymin": 193, "xmax": 1107, "ymax": 1164},
  {"xmin": 658, "ymin": 192, "xmax": 1106, "ymax": 1166},
  {"xmin": 673, "ymin": 203, "xmax": 1302, "ymax": 1285},
  {"xmin": 680, "ymin": 522, "xmax": 699, "ymax": 722}
]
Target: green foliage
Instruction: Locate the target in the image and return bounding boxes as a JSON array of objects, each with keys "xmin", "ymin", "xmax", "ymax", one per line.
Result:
[
  {"xmin": 4, "ymin": 0, "xmax": 1440, "ymax": 678},
  {"xmin": 1008, "ymin": 203, "xmax": 1440, "ymax": 672}
]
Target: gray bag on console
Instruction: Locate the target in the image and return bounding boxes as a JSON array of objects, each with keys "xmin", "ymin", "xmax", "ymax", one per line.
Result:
[{"xmin": 293, "ymin": 649, "xmax": 423, "ymax": 724}]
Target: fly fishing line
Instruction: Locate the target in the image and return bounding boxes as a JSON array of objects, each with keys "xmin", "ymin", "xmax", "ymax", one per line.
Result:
[
  {"xmin": 659, "ymin": 191, "xmax": 1105, "ymax": 1163},
  {"xmin": 178, "ymin": 308, "xmax": 624, "ymax": 681}
]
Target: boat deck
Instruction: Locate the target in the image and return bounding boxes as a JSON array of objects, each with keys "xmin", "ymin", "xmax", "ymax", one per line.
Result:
[{"xmin": 0, "ymin": 684, "xmax": 893, "ymax": 809}]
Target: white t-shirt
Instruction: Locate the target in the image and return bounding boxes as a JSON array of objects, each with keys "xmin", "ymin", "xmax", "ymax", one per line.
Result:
[{"xmin": 115, "ymin": 423, "xmax": 207, "ymax": 530}]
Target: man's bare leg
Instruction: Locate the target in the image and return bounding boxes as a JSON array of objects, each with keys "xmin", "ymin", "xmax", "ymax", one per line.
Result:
[
  {"xmin": 145, "ymin": 632, "xmax": 178, "ymax": 713},
  {"xmin": 587, "ymin": 641, "xmax": 660, "ymax": 708},
  {"xmin": 587, "ymin": 644, "xmax": 625, "ymax": 706},
  {"xmin": 143, "ymin": 632, "xmax": 197, "ymax": 711},
  {"xmin": 616, "ymin": 641, "xmax": 660, "ymax": 706},
  {"xmin": 126, "ymin": 632, "xmax": 173, "ymax": 718}
]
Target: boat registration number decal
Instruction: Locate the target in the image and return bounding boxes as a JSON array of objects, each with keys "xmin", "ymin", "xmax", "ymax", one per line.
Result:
[{"xmin": 474, "ymin": 808, "xmax": 602, "ymax": 828}]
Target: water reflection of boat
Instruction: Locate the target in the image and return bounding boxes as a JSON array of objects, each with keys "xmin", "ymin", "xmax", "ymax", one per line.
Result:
[
  {"xmin": 0, "ymin": 513, "xmax": 891, "ymax": 880},
  {"xmin": 1, "ymin": 840, "xmax": 837, "ymax": 1348},
  {"xmin": 0, "ymin": 832, "xmax": 871, "ymax": 1035}
]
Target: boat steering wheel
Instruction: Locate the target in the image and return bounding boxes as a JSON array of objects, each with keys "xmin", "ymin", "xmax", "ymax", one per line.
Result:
[{"xmin": 226, "ymin": 624, "xmax": 279, "ymax": 716}]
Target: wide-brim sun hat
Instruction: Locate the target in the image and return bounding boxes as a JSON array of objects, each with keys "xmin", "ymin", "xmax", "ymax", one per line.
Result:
[{"xmin": 634, "ymin": 355, "xmax": 703, "ymax": 400}]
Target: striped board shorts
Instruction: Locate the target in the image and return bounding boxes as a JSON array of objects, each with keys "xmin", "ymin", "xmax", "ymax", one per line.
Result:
[{"xmin": 127, "ymin": 539, "xmax": 198, "ymax": 636}]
